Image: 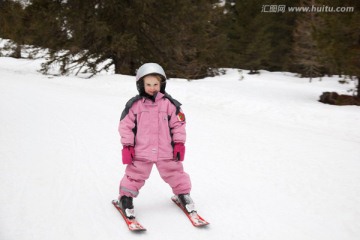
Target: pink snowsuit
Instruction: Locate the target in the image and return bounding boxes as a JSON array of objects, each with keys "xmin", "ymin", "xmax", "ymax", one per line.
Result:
[{"xmin": 118, "ymin": 92, "xmax": 192, "ymax": 197}]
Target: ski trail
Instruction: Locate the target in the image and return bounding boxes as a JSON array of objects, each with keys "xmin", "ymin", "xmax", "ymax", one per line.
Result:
[{"xmin": 1, "ymin": 59, "xmax": 360, "ymax": 240}]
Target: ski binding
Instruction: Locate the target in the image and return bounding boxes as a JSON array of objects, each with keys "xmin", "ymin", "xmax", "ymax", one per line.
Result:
[
  {"xmin": 171, "ymin": 195, "xmax": 209, "ymax": 227},
  {"xmin": 112, "ymin": 200, "xmax": 146, "ymax": 231}
]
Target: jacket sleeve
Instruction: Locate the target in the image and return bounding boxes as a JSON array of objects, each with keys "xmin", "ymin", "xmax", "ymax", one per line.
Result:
[
  {"xmin": 118, "ymin": 105, "xmax": 137, "ymax": 146},
  {"xmin": 169, "ymin": 105, "xmax": 186, "ymax": 144}
]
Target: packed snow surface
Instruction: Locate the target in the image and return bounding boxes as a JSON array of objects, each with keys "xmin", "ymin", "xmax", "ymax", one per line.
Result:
[{"xmin": 1, "ymin": 57, "xmax": 359, "ymax": 240}]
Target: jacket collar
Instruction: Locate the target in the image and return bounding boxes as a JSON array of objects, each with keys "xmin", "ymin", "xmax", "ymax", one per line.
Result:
[{"xmin": 142, "ymin": 92, "xmax": 165, "ymax": 103}]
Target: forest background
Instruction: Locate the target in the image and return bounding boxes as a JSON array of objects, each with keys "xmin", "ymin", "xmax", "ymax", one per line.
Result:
[{"xmin": 0, "ymin": 0, "xmax": 359, "ymax": 97}]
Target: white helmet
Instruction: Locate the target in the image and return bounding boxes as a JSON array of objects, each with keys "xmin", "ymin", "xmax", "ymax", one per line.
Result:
[
  {"xmin": 136, "ymin": 63, "xmax": 167, "ymax": 94},
  {"xmin": 136, "ymin": 63, "xmax": 167, "ymax": 81}
]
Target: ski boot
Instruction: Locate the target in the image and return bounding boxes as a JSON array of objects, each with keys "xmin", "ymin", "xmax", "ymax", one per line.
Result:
[
  {"xmin": 177, "ymin": 194, "xmax": 197, "ymax": 213},
  {"xmin": 119, "ymin": 195, "xmax": 136, "ymax": 219}
]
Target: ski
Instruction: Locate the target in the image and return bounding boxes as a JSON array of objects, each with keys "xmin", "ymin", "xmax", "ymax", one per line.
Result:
[
  {"xmin": 171, "ymin": 196, "xmax": 209, "ymax": 227},
  {"xmin": 111, "ymin": 200, "xmax": 146, "ymax": 231}
]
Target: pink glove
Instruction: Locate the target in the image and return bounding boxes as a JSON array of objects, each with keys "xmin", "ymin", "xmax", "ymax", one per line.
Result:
[
  {"xmin": 122, "ymin": 146, "xmax": 135, "ymax": 165},
  {"xmin": 173, "ymin": 143, "xmax": 185, "ymax": 161}
]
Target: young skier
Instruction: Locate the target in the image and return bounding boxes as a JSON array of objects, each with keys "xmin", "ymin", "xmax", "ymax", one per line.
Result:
[{"xmin": 117, "ymin": 63, "xmax": 196, "ymax": 219}]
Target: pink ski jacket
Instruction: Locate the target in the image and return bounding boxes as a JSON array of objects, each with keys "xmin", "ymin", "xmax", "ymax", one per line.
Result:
[{"xmin": 118, "ymin": 92, "xmax": 186, "ymax": 162}]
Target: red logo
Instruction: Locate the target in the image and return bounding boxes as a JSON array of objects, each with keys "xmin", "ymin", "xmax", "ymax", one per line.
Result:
[{"xmin": 177, "ymin": 111, "xmax": 185, "ymax": 121}]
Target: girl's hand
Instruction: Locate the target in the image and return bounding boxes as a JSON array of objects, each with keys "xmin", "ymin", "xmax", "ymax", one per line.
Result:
[
  {"xmin": 122, "ymin": 146, "xmax": 135, "ymax": 164},
  {"xmin": 173, "ymin": 143, "xmax": 185, "ymax": 161}
]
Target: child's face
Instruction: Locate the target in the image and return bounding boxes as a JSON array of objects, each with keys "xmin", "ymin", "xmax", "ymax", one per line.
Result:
[{"xmin": 143, "ymin": 75, "xmax": 161, "ymax": 96}]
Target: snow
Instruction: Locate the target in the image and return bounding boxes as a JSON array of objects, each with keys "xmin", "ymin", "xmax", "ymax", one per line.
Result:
[{"xmin": 1, "ymin": 57, "xmax": 359, "ymax": 240}]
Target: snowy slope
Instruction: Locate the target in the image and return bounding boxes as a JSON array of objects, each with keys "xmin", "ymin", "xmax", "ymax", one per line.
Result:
[{"xmin": 1, "ymin": 57, "xmax": 359, "ymax": 240}]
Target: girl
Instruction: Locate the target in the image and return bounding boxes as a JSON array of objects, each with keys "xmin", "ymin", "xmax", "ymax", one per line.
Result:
[{"xmin": 117, "ymin": 63, "xmax": 195, "ymax": 219}]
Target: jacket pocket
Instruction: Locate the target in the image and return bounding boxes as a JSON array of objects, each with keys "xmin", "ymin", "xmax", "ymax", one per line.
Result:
[{"xmin": 135, "ymin": 110, "xmax": 150, "ymax": 148}]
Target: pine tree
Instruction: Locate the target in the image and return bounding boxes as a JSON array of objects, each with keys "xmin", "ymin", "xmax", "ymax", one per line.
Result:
[
  {"xmin": 24, "ymin": 0, "xmax": 68, "ymax": 50},
  {"xmin": 223, "ymin": 0, "xmax": 258, "ymax": 71},
  {"xmin": 129, "ymin": 0, "xmax": 224, "ymax": 79},
  {"xmin": 0, "ymin": 0, "xmax": 26, "ymax": 58},
  {"xmin": 315, "ymin": 0, "xmax": 360, "ymax": 97},
  {"xmin": 292, "ymin": 0, "xmax": 324, "ymax": 81},
  {"xmin": 223, "ymin": 0, "xmax": 297, "ymax": 73},
  {"xmin": 37, "ymin": 0, "xmax": 224, "ymax": 78}
]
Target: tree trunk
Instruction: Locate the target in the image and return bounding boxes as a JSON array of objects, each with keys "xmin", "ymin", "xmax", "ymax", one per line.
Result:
[
  {"xmin": 113, "ymin": 56, "xmax": 136, "ymax": 75},
  {"xmin": 11, "ymin": 44, "xmax": 22, "ymax": 58},
  {"xmin": 357, "ymin": 76, "xmax": 360, "ymax": 98}
]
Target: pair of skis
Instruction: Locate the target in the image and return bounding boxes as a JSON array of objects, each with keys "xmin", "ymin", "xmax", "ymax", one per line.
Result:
[{"xmin": 112, "ymin": 196, "xmax": 209, "ymax": 231}]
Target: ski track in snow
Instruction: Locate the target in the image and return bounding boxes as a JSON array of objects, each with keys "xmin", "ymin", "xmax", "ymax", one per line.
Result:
[{"xmin": 1, "ymin": 57, "xmax": 360, "ymax": 240}]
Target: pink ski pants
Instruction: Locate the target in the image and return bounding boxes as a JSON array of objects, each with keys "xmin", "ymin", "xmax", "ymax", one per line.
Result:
[{"xmin": 119, "ymin": 159, "xmax": 192, "ymax": 198}]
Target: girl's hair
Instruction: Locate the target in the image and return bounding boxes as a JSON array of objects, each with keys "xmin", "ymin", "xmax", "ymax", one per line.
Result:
[{"xmin": 151, "ymin": 74, "xmax": 163, "ymax": 83}]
